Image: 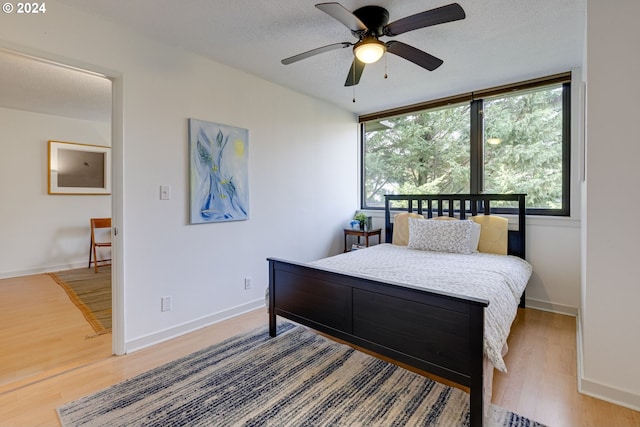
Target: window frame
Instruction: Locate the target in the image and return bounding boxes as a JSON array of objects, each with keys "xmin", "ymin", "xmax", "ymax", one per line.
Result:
[{"xmin": 359, "ymin": 73, "xmax": 571, "ymax": 216}]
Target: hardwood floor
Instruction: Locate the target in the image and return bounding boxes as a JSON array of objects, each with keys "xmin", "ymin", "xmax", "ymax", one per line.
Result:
[
  {"xmin": 0, "ymin": 289, "xmax": 638, "ymax": 426},
  {"xmin": 0, "ymin": 308, "xmax": 267, "ymax": 426},
  {"xmin": 493, "ymin": 308, "xmax": 640, "ymax": 427},
  {"xmin": 0, "ymin": 273, "xmax": 111, "ymax": 393}
]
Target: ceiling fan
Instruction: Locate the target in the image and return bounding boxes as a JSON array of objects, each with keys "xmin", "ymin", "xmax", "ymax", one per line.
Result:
[{"xmin": 281, "ymin": 2, "xmax": 466, "ymax": 87}]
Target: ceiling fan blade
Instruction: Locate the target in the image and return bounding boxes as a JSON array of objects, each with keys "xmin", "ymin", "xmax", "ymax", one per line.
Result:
[
  {"xmin": 316, "ymin": 2, "xmax": 368, "ymax": 32},
  {"xmin": 344, "ymin": 58, "xmax": 365, "ymax": 87},
  {"xmin": 386, "ymin": 41, "xmax": 443, "ymax": 71},
  {"xmin": 281, "ymin": 42, "xmax": 352, "ymax": 65},
  {"xmin": 383, "ymin": 3, "xmax": 465, "ymax": 36}
]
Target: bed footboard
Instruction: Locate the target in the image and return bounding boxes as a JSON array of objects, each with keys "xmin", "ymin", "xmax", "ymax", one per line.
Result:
[{"xmin": 268, "ymin": 257, "xmax": 488, "ymax": 427}]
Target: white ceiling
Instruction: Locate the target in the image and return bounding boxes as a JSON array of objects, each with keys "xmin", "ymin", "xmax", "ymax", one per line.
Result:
[
  {"xmin": 1, "ymin": 0, "xmax": 585, "ymax": 120},
  {"xmin": 0, "ymin": 50, "xmax": 112, "ymax": 122}
]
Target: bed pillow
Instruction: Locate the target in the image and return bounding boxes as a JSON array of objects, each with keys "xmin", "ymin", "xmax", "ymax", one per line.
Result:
[
  {"xmin": 407, "ymin": 218, "xmax": 474, "ymax": 254},
  {"xmin": 430, "ymin": 216, "xmax": 481, "ymax": 252},
  {"xmin": 392, "ymin": 212, "xmax": 424, "ymax": 246},
  {"xmin": 469, "ymin": 215, "xmax": 509, "ymax": 255}
]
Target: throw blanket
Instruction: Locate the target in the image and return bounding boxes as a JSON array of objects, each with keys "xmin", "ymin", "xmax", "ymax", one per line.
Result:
[{"xmin": 311, "ymin": 244, "xmax": 532, "ymax": 372}]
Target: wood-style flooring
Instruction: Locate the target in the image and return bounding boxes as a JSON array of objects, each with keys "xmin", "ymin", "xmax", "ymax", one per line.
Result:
[
  {"xmin": 493, "ymin": 308, "xmax": 640, "ymax": 426},
  {"xmin": 0, "ymin": 274, "xmax": 638, "ymax": 426},
  {"xmin": 0, "ymin": 273, "xmax": 111, "ymax": 393}
]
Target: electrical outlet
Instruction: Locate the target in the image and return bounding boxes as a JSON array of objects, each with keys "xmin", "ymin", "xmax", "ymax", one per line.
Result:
[
  {"xmin": 244, "ymin": 277, "xmax": 252, "ymax": 290},
  {"xmin": 161, "ymin": 296, "xmax": 172, "ymax": 312}
]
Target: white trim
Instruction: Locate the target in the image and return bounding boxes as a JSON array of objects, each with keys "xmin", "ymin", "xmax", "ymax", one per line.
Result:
[
  {"xmin": 365, "ymin": 209, "xmax": 580, "ymax": 227},
  {"xmin": 0, "ymin": 42, "xmax": 125, "ymax": 357},
  {"xmin": 525, "ymin": 298, "xmax": 578, "ymax": 316},
  {"xmin": 576, "ymin": 311, "xmax": 640, "ymax": 412},
  {"xmin": 110, "ymin": 73, "xmax": 125, "ymax": 356},
  {"xmin": 125, "ymin": 299, "xmax": 265, "ymax": 353},
  {"xmin": 576, "ymin": 311, "xmax": 585, "ymax": 394},
  {"xmin": 578, "ymin": 380, "xmax": 640, "ymax": 412},
  {"xmin": 525, "ymin": 216, "xmax": 580, "ymax": 228},
  {"xmin": 0, "ymin": 262, "xmax": 88, "ymax": 279},
  {"xmin": 0, "ymin": 42, "xmax": 121, "ymax": 81}
]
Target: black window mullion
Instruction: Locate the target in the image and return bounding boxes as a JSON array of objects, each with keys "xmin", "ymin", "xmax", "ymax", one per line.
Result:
[
  {"xmin": 470, "ymin": 99, "xmax": 483, "ymax": 194},
  {"xmin": 360, "ymin": 76, "xmax": 571, "ymax": 216},
  {"xmin": 561, "ymin": 82, "xmax": 571, "ymax": 216},
  {"xmin": 360, "ymin": 122, "xmax": 366, "ymax": 208}
]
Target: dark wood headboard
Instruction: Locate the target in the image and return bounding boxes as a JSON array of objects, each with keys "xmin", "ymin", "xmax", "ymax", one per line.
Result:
[{"xmin": 384, "ymin": 194, "xmax": 527, "ymax": 260}]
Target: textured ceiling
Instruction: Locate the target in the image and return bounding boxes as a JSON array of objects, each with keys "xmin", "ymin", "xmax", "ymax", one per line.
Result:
[
  {"xmin": 1, "ymin": 0, "xmax": 585, "ymax": 120},
  {"xmin": 0, "ymin": 50, "xmax": 111, "ymax": 122}
]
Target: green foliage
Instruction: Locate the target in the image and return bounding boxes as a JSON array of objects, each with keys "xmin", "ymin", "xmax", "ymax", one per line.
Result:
[
  {"xmin": 483, "ymin": 88, "xmax": 563, "ymax": 208},
  {"xmin": 354, "ymin": 213, "xmax": 367, "ymax": 222},
  {"xmin": 363, "ymin": 86, "xmax": 564, "ymax": 210},
  {"xmin": 364, "ymin": 103, "xmax": 470, "ymax": 205}
]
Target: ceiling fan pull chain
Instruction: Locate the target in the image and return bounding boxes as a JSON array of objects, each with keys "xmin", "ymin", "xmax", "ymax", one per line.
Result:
[
  {"xmin": 384, "ymin": 53, "xmax": 388, "ymax": 79},
  {"xmin": 352, "ymin": 64, "xmax": 356, "ymax": 103}
]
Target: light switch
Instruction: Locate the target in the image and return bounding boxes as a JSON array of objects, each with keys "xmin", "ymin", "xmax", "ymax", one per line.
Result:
[{"xmin": 160, "ymin": 185, "xmax": 171, "ymax": 200}]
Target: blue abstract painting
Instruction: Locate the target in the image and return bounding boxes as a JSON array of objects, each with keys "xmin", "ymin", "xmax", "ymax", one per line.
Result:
[{"xmin": 189, "ymin": 119, "xmax": 249, "ymax": 224}]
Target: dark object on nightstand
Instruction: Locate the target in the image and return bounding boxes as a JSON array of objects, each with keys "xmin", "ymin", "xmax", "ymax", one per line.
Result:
[{"xmin": 343, "ymin": 228, "xmax": 381, "ymax": 252}]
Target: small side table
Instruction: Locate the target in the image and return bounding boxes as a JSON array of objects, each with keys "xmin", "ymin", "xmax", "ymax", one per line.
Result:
[{"xmin": 343, "ymin": 228, "xmax": 382, "ymax": 252}]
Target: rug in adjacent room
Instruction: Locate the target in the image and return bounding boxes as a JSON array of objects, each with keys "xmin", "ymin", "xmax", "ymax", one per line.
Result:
[
  {"xmin": 49, "ymin": 266, "xmax": 111, "ymax": 334},
  {"xmin": 58, "ymin": 322, "xmax": 545, "ymax": 426}
]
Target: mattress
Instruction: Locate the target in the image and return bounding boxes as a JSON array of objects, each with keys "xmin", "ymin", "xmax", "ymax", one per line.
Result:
[{"xmin": 310, "ymin": 243, "xmax": 532, "ymax": 372}]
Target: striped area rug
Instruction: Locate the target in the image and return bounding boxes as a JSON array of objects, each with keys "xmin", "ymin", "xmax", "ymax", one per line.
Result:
[{"xmin": 58, "ymin": 323, "xmax": 545, "ymax": 427}]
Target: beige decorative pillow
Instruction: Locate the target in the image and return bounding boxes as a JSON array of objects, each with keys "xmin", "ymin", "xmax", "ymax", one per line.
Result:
[
  {"xmin": 392, "ymin": 212, "xmax": 424, "ymax": 246},
  {"xmin": 469, "ymin": 215, "xmax": 509, "ymax": 255},
  {"xmin": 430, "ymin": 216, "xmax": 457, "ymax": 220}
]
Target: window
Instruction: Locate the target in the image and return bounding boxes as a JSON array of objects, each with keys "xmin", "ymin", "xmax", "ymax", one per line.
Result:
[{"xmin": 361, "ymin": 75, "xmax": 570, "ymax": 215}]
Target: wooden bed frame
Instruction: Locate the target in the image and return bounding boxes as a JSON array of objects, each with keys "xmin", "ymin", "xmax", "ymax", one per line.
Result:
[{"xmin": 268, "ymin": 194, "xmax": 527, "ymax": 427}]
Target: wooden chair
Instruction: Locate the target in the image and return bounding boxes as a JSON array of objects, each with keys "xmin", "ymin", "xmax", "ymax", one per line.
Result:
[{"xmin": 88, "ymin": 218, "xmax": 112, "ymax": 273}]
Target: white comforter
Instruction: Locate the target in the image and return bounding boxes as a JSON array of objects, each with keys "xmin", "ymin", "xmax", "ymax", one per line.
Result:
[{"xmin": 310, "ymin": 243, "xmax": 532, "ymax": 372}]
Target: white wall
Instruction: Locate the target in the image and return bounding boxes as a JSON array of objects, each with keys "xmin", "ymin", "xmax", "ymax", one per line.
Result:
[
  {"xmin": 0, "ymin": 1, "xmax": 358, "ymax": 350},
  {"xmin": 525, "ymin": 218, "xmax": 580, "ymax": 314},
  {"xmin": 524, "ymin": 68, "xmax": 583, "ymax": 314},
  {"xmin": 581, "ymin": 0, "xmax": 640, "ymax": 409},
  {"xmin": 0, "ymin": 107, "xmax": 111, "ymax": 277},
  {"xmin": 0, "ymin": 0, "xmax": 586, "ymax": 359}
]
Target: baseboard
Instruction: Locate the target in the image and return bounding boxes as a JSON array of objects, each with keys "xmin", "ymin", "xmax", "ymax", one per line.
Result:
[
  {"xmin": 0, "ymin": 261, "xmax": 87, "ymax": 279},
  {"xmin": 579, "ymin": 377, "xmax": 640, "ymax": 412},
  {"xmin": 576, "ymin": 311, "xmax": 585, "ymax": 394},
  {"xmin": 525, "ymin": 298, "xmax": 578, "ymax": 316},
  {"xmin": 125, "ymin": 299, "xmax": 265, "ymax": 353},
  {"xmin": 576, "ymin": 310, "xmax": 640, "ymax": 412}
]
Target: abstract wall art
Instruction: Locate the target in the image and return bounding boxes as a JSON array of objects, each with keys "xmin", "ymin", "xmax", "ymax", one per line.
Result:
[{"xmin": 189, "ymin": 119, "xmax": 249, "ymax": 224}]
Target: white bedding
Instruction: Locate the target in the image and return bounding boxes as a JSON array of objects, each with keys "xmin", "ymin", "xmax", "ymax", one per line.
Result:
[{"xmin": 310, "ymin": 243, "xmax": 532, "ymax": 372}]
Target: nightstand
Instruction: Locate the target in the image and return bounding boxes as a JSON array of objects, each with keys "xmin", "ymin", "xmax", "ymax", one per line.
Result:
[{"xmin": 343, "ymin": 228, "xmax": 382, "ymax": 252}]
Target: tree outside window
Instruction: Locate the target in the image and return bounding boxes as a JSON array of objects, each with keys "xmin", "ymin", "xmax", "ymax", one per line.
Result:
[{"xmin": 362, "ymin": 82, "xmax": 569, "ymax": 215}]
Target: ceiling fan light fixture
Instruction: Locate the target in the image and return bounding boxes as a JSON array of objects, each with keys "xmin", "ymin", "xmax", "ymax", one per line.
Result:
[
  {"xmin": 282, "ymin": 3, "xmax": 466, "ymax": 87},
  {"xmin": 354, "ymin": 38, "xmax": 386, "ymax": 64}
]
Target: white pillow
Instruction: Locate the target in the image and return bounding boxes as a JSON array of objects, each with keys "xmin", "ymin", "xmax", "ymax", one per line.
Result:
[
  {"xmin": 408, "ymin": 218, "xmax": 475, "ymax": 254},
  {"xmin": 470, "ymin": 220, "xmax": 481, "ymax": 252},
  {"xmin": 428, "ymin": 217, "xmax": 481, "ymax": 252}
]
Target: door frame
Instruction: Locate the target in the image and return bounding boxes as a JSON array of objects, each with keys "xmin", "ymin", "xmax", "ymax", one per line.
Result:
[{"xmin": 0, "ymin": 42, "xmax": 125, "ymax": 355}]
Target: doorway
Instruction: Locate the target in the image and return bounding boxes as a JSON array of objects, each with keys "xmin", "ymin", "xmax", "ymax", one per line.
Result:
[{"xmin": 0, "ymin": 49, "xmax": 117, "ymax": 391}]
